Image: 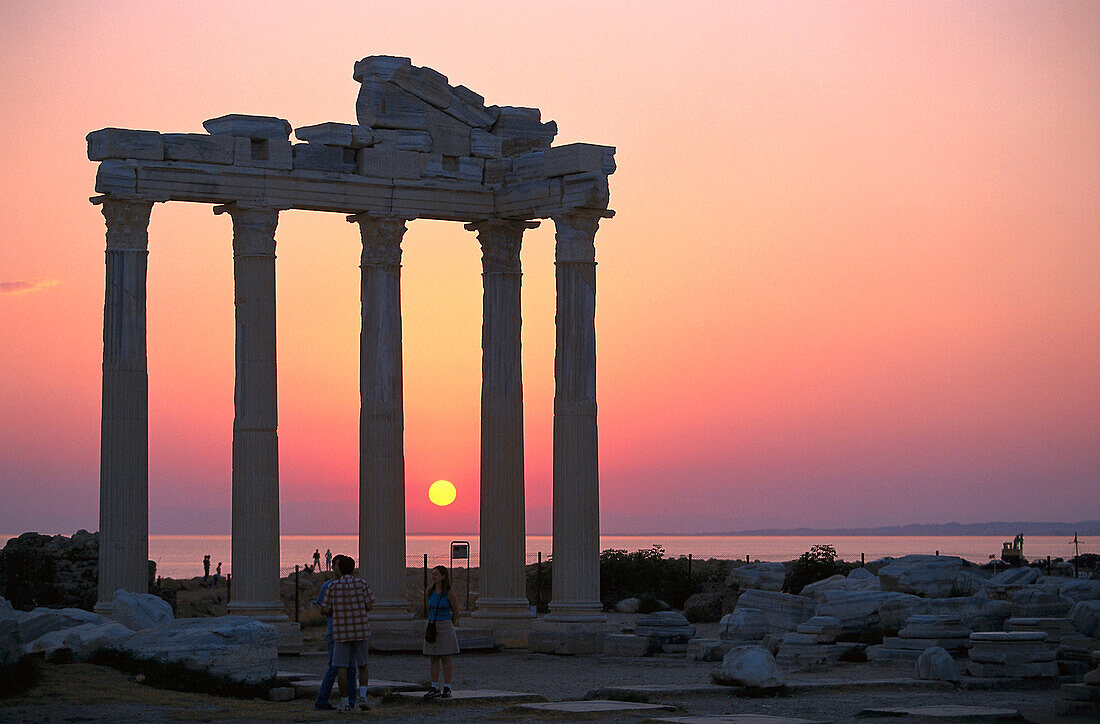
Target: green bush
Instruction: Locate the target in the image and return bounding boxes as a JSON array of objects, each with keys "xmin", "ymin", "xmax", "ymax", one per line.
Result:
[{"xmin": 782, "ymin": 544, "xmax": 854, "ymax": 594}]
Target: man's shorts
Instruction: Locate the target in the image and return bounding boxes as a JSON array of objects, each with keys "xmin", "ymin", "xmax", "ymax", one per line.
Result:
[{"xmin": 331, "ymin": 640, "xmax": 370, "ymax": 668}]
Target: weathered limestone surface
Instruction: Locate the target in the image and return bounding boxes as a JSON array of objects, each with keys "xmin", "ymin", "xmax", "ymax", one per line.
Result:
[
  {"xmin": 877, "ymin": 555, "xmax": 976, "ymax": 598},
  {"xmin": 990, "ymin": 567, "xmax": 1040, "ymax": 586},
  {"xmin": 0, "ymin": 602, "xmax": 23, "ymax": 666},
  {"xmin": 25, "ymin": 621, "xmax": 133, "ymax": 661},
  {"xmin": 1071, "ymin": 600, "xmax": 1100, "ymax": 638},
  {"xmin": 16, "ymin": 607, "xmax": 109, "ymax": 644},
  {"xmin": 726, "ymin": 562, "xmax": 786, "ymax": 592},
  {"xmin": 916, "ymin": 646, "xmax": 960, "ymax": 682},
  {"xmin": 109, "ymin": 589, "xmax": 173, "ymax": 631},
  {"xmin": 734, "ymin": 590, "xmax": 815, "ymax": 634},
  {"xmin": 222, "ymin": 205, "xmax": 284, "ymax": 623},
  {"xmin": 720, "ymin": 608, "xmax": 769, "ymax": 642},
  {"xmin": 96, "ymin": 198, "xmax": 153, "ymax": 613},
  {"xmin": 350, "ymin": 214, "xmax": 412, "ymax": 620},
  {"xmin": 109, "ymin": 616, "xmax": 277, "ymax": 684},
  {"xmin": 88, "ymin": 128, "xmax": 163, "ymax": 161},
  {"xmin": 714, "ymin": 645, "xmax": 784, "ymax": 688},
  {"xmin": 816, "ymin": 590, "xmax": 914, "ymax": 632}
]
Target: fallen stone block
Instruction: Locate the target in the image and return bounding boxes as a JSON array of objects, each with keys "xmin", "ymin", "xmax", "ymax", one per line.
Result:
[
  {"xmin": 713, "ymin": 645, "xmax": 784, "ymax": 689},
  {"xmin": 110, "ymin": 590, "xmax": 173, "ymax": 631},
  {"xmin": 917, "ymin": 646, "xmax": 960, "ymax": 682},
  {"xmin": 543, "ymin": 143, "xmax": 616, "ymax": 178},
  {"xmin": 293, "ymin": 122, "xmax": 376, "ymax": 148}
]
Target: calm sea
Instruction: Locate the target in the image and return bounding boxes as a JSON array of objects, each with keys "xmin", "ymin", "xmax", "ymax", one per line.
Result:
[{"xmin": 6, "ymin": 533, "xmax": 1086, "ymax": 579}]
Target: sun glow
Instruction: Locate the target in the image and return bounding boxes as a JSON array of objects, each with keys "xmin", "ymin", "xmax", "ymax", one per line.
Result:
[{"xmin": 428, "ymin": 480, "xmax": 457, "ymax": 507}]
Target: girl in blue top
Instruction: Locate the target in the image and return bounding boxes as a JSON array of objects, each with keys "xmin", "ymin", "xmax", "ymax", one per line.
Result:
[{"xmin": 423, "ymin": 565, "xmax": 460, "ymax": 697}]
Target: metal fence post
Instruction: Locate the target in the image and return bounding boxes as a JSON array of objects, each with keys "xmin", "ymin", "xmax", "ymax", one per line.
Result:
[
  {"xmin": 226, "ymin": 573, "xmax": 231, "ymax": 603},
  {"xmin": 294, "ymin": 564, "xmax": 300, "ymax": 623},
  {"xmin": 536, "ymin": 551, "xmax": 543, "ymax": 612},
  {"xmin": 687, "ymin": 553, "xmax": 693, "ymax": 592}
]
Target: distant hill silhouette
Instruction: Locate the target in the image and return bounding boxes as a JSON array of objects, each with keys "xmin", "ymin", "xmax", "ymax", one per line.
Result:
[{"xmin": 698, "ymin": 521, "xmax": 1100, "ymax": 537}]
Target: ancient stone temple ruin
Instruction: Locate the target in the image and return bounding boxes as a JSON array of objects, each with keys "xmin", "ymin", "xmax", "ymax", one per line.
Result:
[{"xmin": 89, "ymin": 56, "xmax": 615, "ymax": 649}]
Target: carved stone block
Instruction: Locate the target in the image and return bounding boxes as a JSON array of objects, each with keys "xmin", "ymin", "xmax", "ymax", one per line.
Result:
[
  {"xmin": 511, "ymin": 151, "xmax": 545, "ymax": 180},
  {"xmin": 492, "ymin": 106, "xmax": 557, "ymax": 156},
  {"xmin": 87, "ymin": 128, "xmax": 163, "ymax": 161},
  {"xmin": 292, "ymin": 144, "xmax": 358, "ymax": 173},
  {"xmin": 425, "ymin": 110, "xmax": 471, "ymax": 156},
  {"xmin": 356, "ymin": 148, "xmax": 422, "ymax": 180},
  {"xmin": 352, "ymin": 55, "xmax": 413, "ymax": 82},
  {"xmin": 163, "ymin": 134, "xmax": 235, "ymax": 164},
  {"xmin": 373, "ymin": 129, "xmax": 432, "ymax": 153},
  {"xmin": 203, "ymin": 114, "xmax": 292, "ymax": 139},
  {"xmin": 293, "ymin": 122, "xmax": 376, "ymax": 148},
  {"xmin": 232, "ymin": 137, "xmax": 292, "ymax": 170},
  {"xmin": 544, "ymin": 143, "xmax": 616, "ymax": 178},
  {"xmin": 356, "ymin": 78, "xmax": 428, "ymax": 130},
  {"xmin": 470, "ymin": 129, "xmax": 503, "ymax": 159},
  {"xmin": 421, "ymin": 154, "xmax": 483, "ymax": 183}
]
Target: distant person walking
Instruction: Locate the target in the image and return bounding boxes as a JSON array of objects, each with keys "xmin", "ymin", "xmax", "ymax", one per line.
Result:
[
  {"xmin": 319, "ymin": 554, "xmax": 375, "ymax": 711},
  {"xmin": 422, "ymin": 565, "xmax": 460, "ymax": 698},
  {"xmin": 325, "ymin": 549, "xmax": 333, "ymax": 571},
  {"xmin": 313, "ymin": 555, "xmax": 356, "ymax": 710},
  {"xmin": 313, "ymin": 548, "xmax": 321, "ymax": 571},
  {"xmin": 214, "ymin": 561, "xmax": 221, "ymax": 583},
  {"xmin": 203, "ymin": 554, "xmax": 210, "ymax": 582}
]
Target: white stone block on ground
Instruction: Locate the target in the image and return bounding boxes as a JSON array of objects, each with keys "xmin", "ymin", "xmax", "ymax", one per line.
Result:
[
  {"xmin": 394, "ymin": 688, "xmax": 541, "ymax": 702},
  {"xmin": 714, "ymin": 645, "xmax": 784, "ymax": 688},
  {"xmin": 17, "ymin": 607, "xmax": 109, "ymax": 644},
  {"xmin": 515, "ymin": 700, "xmax": 674, "ymax": 713},
  {"xmin": 110, "ymin": 589, "xmax": 173, "ymax": 630},
  {"xmin": 725, "ymin": 562, "xmax": 786, "ymax": 591},
  {"xmin": 733, "ymin": 590, "xmax": 814, "ymax": 634},
  {"xmin": 1, "ymin": 605, "xmax": 25, "ymax": 666},
  {"xmin": 916, "ymin": 646, "xmax": 960, "ymax": 682},
  {"xmin": 859, "ymin": 705, "xmax": 1020, "ymax": 719},
  {"xmin": 603, "ymin": 633, "xmax": 650, "ymax": 657},
  {"xmin": 87, "ymin": 128, "xmax": 163, "ymax": 161},
  {"xmin": 109, "ymin": 615, "xmax": 277, "ymax": 685},
  {"xmin": 1071, "ymin": 600, "xmax": 1100, "ymax": 637},
  {"xmin": 990, "ymin": 567, "xmax": 1040, "ymax": 586},
  {"xmin": 877, "ymin": 555, "xmax": 975, "ymax": 598},
  {"xmin": 1057, "ymin": 579, "xmax": 1100, "ymax": 603}
]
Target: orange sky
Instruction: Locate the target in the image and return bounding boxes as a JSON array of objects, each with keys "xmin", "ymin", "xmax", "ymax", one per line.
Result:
[{"xmin": 1, "ymin": 1, "xmax": 1098, "ymax": 534}]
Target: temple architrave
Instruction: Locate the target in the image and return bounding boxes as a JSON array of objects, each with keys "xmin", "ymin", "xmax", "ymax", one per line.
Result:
[{"xmin": 88, "ymin": 56, "xmax": 615, "ymax": 651}]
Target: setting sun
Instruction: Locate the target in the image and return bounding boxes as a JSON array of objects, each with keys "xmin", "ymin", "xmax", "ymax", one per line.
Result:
[{"xmin": 428, "ymin": 480, "xmax": 457, "ymax": 507}]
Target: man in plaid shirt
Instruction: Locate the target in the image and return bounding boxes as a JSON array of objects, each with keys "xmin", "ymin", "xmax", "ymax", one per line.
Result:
[{"xmin": 319, "ymin": 555, "xmax": 375, "ymax": 710}]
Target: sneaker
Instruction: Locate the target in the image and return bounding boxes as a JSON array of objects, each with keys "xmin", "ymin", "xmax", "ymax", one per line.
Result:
[
  {"xmin": 357, "ymin": 698, "xmax": 372, "ymax": 711},
  {"xmin": 423, "ymin": 687, "xmax": 441, "ymax": 699},
  {"xmin": 314, "ymin": 701, "xmax": 336, "ymax": 710},
  {"xmin": 339, "ymin": 700, "xmax": 352, "ymax": 711},
  {"xmin": 440, "ymin": 687, "xmax": 452, "ymax": 698}
]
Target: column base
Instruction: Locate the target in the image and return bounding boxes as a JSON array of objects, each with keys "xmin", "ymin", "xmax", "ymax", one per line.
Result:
[
  {"xmin": 93, "ymin": 600, "xmax": 113, "ymax": 616},
  {"xmin": 545, "ymin": 601, "xmax": 607, "ymax": 623},
  {"xmin": 528, "ymin": 618, "xmax": 616, "ymax": 655},
  {"xmin": 470, "ymin": 600, "xmax": 535, "ymax": 648},
  {"xmin": 273, "ymin": 621, "xmax": 303, "ymax": 655},
  {"xmin": 226, "ymin": 601, "xmax": 288, "ymax": 622},
  {"xmin": 369, "ymin": 601, "xmax": 415, "ymax": 621}
]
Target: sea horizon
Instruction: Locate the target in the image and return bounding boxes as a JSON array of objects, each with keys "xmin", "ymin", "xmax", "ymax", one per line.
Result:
[{"xmin": 8, "ymin": 531, "xmax": 1093, "ymax": 580}]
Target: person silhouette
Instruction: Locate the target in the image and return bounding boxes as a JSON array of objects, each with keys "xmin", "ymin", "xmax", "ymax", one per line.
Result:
[{"xmin": 313, "ymin": 548, "xmax": 321, "ymax": 571}]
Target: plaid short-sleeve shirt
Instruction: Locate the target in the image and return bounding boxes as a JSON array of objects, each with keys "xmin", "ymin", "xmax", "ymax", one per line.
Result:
[{"xmin": 319, "ymin": 575, "xmax": 375, "ymax": 642}]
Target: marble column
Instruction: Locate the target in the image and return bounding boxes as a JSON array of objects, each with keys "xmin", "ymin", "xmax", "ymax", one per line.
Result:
[
  {"xmin": 219, "ymin": 204, "xmax": 285, "ymax": 621},
  {"xmin": 466, "ymin": 219, "xmax": 539, "ymax": 630},
  {"xmin": 95, "ymin": 197, "xmax": 154, "ymax": 614},
  {"xmin": 348, "ymin": 213, "xmax": 412, "ymax": 619},
  {"xmin": 547, "ymin": 211, "xmax": 607, "ymax": 622}
]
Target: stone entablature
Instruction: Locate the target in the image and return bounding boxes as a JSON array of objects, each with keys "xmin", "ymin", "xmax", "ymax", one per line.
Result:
[{"xmin": 88, "ymin": 56, "xmax": 614, "ymax": 221}]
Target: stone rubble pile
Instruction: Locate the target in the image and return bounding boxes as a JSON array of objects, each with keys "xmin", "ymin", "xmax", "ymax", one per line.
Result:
[
  {"xmin": 867, "ymin": 614, "xmax": 971, "ymax": 664},
  {"xmin": 634, "ymin": 611, "xmax": 695, "ymax": 653},
  {"xmin": 966, "ymin": 631, "xmax": 1058, "ymax": 678},
  {"xmin": 1055, "ymin": 648, "xmax": 1100, "ymax": 717},
  {"xmin": 775, "ymin": 615, "xmax": 859, "ymax": 670}
]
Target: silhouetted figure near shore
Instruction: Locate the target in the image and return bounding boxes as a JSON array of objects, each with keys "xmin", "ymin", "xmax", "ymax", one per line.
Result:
[
  {"xmin": 203, "ymin": 554, "xmax": 210, "ymax": 582},
  {"xmin": 314, "ymin": 548, "xmax": 321, "ymax": 571}
]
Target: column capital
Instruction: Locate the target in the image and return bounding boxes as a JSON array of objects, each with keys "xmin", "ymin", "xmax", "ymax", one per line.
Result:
[
  {"xmin": 215, "ymin": 204, "xmax": 279, "ymax": 257},
  {"xmin": 98, "ymin": 197, "xmax": 153, "ymax": 251},
  {"xmin": 466, "ymin": 218, "xmax": 539, "ymax": 274},
  {"xmin": 551, "ymin": 210, "xmax": 611, "ymax": 264},
  {"xmin": 348, "ymin": 213, "xmax": 409, "ymax": 267}
]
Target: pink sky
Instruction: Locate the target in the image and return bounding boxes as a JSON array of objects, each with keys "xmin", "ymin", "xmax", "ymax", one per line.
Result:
[{"xmin": 1, "ymin": 1, "xmax": 1097, "ymax": 535}]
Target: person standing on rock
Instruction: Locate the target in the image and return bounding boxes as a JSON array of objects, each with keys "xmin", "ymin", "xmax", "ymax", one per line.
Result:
[
  {"xmin": 325, "ymin": 548, "xmax": 333, "ymax": 571},
  {"xmin": 312, "ymin": 555, "xmax": 356, "ymax": 710},
  {"xmin": 203, "ymin": 554, "xmax": 210, "ymax": 582},
  {"xmin": 319, "ymin": 554, "xmax": 375, "ymax": 711},
  {"xmin": 313, "ymin": 548, "xmax": 321, "ymax": 571},
  {"xmin": 422, "ymin": 565, "xmax": 460, "ymax": 698}
]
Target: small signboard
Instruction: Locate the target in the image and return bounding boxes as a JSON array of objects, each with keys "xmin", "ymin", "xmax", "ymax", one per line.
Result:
[{"xmin": 451, "ymin": 541, "xmax": 469, "ymax": 560}]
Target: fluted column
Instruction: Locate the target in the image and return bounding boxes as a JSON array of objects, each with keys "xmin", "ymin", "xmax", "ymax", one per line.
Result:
[
  {"xmin": 348, "ymin": 213, "xmax": 412, "ymax": 619},
  {"xmin": 95, "ymin": 197, "xmax": 154, "ymax": 614},
  {"xmin": 547, "ymin": 211, "xmax": 607, "ymax": 622},
  {"xmin": 219, "ymin": 203, "xmax": 285, "ymax": 621},
  {"xmin": 467, "ymin": 219, "xmax": 539, "ymax": 626}
]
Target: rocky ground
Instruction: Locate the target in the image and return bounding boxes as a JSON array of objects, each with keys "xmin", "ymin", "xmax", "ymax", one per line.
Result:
[{"xmin": 0, "ymin": 651, "xmax": 1088, "ymax": 723}]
